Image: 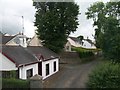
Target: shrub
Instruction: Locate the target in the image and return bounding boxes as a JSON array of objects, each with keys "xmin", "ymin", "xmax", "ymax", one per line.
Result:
[
  {"xmin": 87, "ymin": 62, "xmax": 120, "ymax": 88},
  {"xmin": 2, "ymin": 70, "xmax": 18, "ymax": 79},
  {"xmin": 72, "ymin": 47, "xmax": 94, "ymax": 58},
  {"xmin": 2, "ymin": 78, "xmax": 29, "ymax": 89}
]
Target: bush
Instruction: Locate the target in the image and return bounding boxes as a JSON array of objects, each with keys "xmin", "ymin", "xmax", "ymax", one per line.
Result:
[
  {"xmin": 2, "ymin": 70, "xmax": 18, "ymax": 79},
  {"xmin": 72, "ymin": 47, "xmax": 94, "ymax": 58},
  {"xmin": 2, "ymin": 78, "xmax": 29, "ymax": 89},
  {"xmin": 87, "ymin": 62, "xmax": 120, "ymax": 88}
]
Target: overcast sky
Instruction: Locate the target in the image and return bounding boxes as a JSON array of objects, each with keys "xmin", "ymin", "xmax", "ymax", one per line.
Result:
[{"xmin": 0, "ymin": 0, "xmax": 110, "ymax": 41}]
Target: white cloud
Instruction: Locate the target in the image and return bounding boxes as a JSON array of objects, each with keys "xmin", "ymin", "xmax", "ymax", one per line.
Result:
[
  {"xmin": 24, "ymin": 20, "xmax": 36, "ymax": 37},
  {"xmin": 0, "ymin": 0, "xmax": 36, "ymax": 37},
  {"xmin": 0, "ymin": 0, "xmax": 111, "ymax": 39}
]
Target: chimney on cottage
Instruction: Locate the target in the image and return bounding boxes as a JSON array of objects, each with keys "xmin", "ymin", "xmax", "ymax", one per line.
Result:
[{"xmin": 18, "ymin": 33, "xmax": 27, "ymax": 48}]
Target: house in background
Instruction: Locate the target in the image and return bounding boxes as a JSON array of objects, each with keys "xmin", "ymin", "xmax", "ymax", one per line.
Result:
[
  {"xmin": 27, "ymin": 34, "xmax": 43, "ymax": 46},
  {"xmin": 0, "ymin": 33, "xmax": 27, "ymax": 47},
  {"xmin": 1, "ymin": 32, "xmax": 60, "ymax": 80},
  {"xmin": 0, "ymin": 33, "xmax": 43, "ymax": 47},
  {"xmin": 0, "ymin": 35, "xmax": 16, "ymax": 45},
  {"xmin": 65, "ymin": 36, "xmax": 96, "ymax": 52},
  {"xmin": 82, "ymin": 38, "xmax": 96, "ymax": 49}
]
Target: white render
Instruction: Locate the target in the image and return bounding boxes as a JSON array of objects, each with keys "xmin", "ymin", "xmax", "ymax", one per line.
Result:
[
  {"xmin": 65, "ymin": 37, "xmax": 96, "ymax": 52},
  {"xmin": 19, "ymin": 36, "xmax": 27, "ymax": 47},
  {"xmin": 67, "ymin": 38, "xmax": 81, "ymax": 47},
  {"xmin": 82, "ymin": 40, "xmax": 96, "ymax": 49},
  {"xmin": 65, "ymin": 41, "xmax": 72, "ymax": 51},
  {"xmin": 19, "ymin": 63, "xmax": 38, "ymax": 79},
  {"xmin": 1, "ymin": 53, "xmax": 38, "ymax": 79},
  {"xmin": 0, "ymin": 53, "xmax": 17, "ymax": 71},
  {"xmin": 1, "ymin": 52, "xmax": 59, "ymax": 80},
  {"xmin": 42, "ymin": 58, "xmax": 59, "ymax": 80}
]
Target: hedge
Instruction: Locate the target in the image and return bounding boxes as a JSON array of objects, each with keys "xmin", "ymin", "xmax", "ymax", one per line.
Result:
[
  {"xmin": 72, "ymin": 47, "xmax": 94, "ymax": 58},
  {"xmin": 87, "ymin": 62, "xmax": 120, "ymax": 88},
  {"xmin": 1, "ymin": 78, "xmax": 29, "ymax": 89}
]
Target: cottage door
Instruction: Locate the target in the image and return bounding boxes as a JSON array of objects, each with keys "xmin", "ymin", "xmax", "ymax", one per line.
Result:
[{"xmin": 38, "ymin": 62, "xmax": 42, "ymax": 76}]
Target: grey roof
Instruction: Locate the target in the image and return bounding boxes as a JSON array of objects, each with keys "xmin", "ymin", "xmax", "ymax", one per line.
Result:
[
  {"xmin": 2, "ymin": 46, "xmax": 38, "ymax": 66},
  {"xmin": 27, "ymin": 46, "xmax": 59, "ymax": 60},
  {"xmin": 69, "ymin": 37, "xmax": 80, "ymax": 42},
  {"xmin": 0, "ymin": 35, "xmax": 15, "ymax": 44}
]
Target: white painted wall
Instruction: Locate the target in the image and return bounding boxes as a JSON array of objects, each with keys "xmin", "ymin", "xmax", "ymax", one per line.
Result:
[
  {"xmin": 65, "ymin": 41, "xmax": 72, "ymax": 51},
  {"xmin": 42, "ymin": 58, "xmax": 59, "ymax": 80},
  {"xmin": 0, "ymin": 53, "xmax": 18, "ymax": 71},
  {"xmin": 19, "ymin": 63, "xmax": 38, "ymax": 79},
  {"xmin": 82, "ymin": 40, "xmax": 96, "ymax": 49},
  {"xmin": 68, "ymin": 38, "xmax": 81, "ymax": 47},
  {"xmin": 19, "ymin": 37, "xmax": 27, "ymax": 47}
]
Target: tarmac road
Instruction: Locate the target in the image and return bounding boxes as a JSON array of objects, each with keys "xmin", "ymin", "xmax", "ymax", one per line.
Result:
[{"xmin": 44, "ymin": 59, "xmax": 101, "ymax": 88}]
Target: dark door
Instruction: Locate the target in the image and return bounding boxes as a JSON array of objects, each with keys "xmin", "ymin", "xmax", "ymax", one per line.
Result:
[
  {"xmin": 38, "ymin": 62, "xmax": 42, "ymax": 76},
  {"xmin": 26, "ymin": 68, "xmax": 33, "ymax": 79}
]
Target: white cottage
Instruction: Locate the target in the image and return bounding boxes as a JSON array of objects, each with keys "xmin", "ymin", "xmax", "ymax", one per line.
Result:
[
  {"xmin": 65, "ymin": 37, "xmax": 96, "ymax": 51},
  {"xmin": 1, "ymin": 46, "xmax": 39, "ymax": 79},
  {"xmin": 1, "ymin": 45, "xmax": 59, "ymax": 80},
  {"xmin": 1, "ymin": 33, "xmax": 59, "ymax": 80}
]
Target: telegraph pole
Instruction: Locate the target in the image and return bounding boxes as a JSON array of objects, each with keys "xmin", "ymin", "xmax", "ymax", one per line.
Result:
[
  {"xmin": 21, "ymin": 16, "xmax": 24, "ymax": 35},
  {"xmin": 13, "ymin": 15, "xmax": 24, "ymax": 35}
]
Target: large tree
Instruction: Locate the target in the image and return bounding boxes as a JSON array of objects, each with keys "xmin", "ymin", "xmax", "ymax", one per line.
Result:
[
  {"xmin": 33, "ymin": 2, "xmax": 79, "ymax": 53},
  {"xmin": 86, "ymin": 1, "xmax": 120, "ymax": 62}
]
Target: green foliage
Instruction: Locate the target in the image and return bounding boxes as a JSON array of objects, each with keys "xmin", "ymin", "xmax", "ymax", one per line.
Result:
[
  {"xmin": 33, "ymin": 2, "xmax": 79, "ymax": 53},
  {"xmin": 87, "ymin": 62, "xmax": 120, "ymax": 88},
  {"xmin": 72, "ymin": 47, "xmax": 94, "ymax": 58},
  {"xmin": 2, "ymin": 70, "xmax": 17, "ymax": 79},
  {"xmin": 2, "ymin": 78, "xmax": 29, "ymax": 89},
  {"xmin": 86, "ymin": 1, "xmax": 120, "ymax": 62},
  {"xmin": 101, "ymin": 17, "xmax": 120, "ymax": 63},
  {"xmin": 86, "ymin": 1, "xmax": 120, "ymax": 48}
]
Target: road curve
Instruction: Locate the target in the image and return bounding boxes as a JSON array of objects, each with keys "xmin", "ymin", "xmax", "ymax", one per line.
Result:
[{"xmin": 44, "ymin": 59, "xmax": 101, "ymax": 88}]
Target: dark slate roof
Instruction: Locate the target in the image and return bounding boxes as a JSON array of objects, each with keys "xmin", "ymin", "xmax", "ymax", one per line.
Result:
[
  {"xmin": 27, "ymin": 46, "xmax": 59, "ymax": 60},
  {"xmin": 0, "ymin": 35, "xmax": 15, "ymax": 44},
  {"xmin": 2, "ymin": 46, "xmax": 38, "ymax": 66},
  {"xmin": 69, "ymin": 37, "xmax": 80, "ymax": 42}
]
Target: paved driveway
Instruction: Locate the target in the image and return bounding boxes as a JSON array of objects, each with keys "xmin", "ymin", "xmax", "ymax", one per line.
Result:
[{"xmin": 43, "ymin": 59, "xmax": 101, "ymax": 88}]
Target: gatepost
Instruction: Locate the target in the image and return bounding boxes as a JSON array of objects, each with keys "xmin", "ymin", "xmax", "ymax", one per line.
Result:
[{"xmin": 29, "ymin": 74, "xmax": 43, "ymax": 89}]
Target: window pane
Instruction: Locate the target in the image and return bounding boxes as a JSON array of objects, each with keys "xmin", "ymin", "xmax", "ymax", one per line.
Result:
[
  {"xmin": 27, "ymin": 68, "xmax": 33, "ymax": 79},
  {"xmin": 54, "ymin": 61, "xmax": 56, "ymax": 72},
  {"xmin": 46, "ymin": 64, "xmax": 49, "ymax": 76}
]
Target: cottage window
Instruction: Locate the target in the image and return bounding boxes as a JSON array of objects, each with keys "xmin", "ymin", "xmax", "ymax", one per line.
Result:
[
  {"xmin": 54, "ymin": 61, "xmax": 56, "ymax": 72},
  {"xmin": 26, "ymin": 68, "xmax": 33, "ymax": 79},
  {"xmin": 46, "ymin": 64, "xmax": 49, "ymax": 76}
]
